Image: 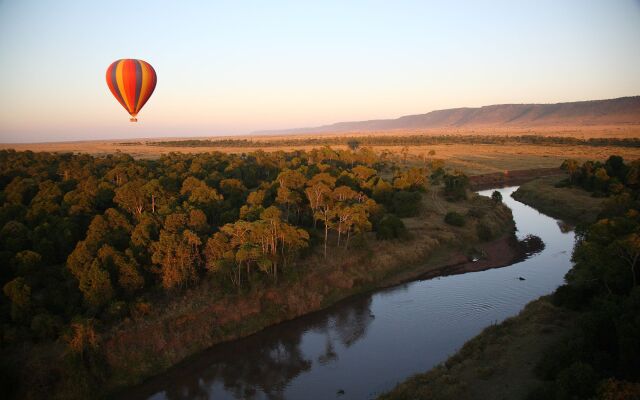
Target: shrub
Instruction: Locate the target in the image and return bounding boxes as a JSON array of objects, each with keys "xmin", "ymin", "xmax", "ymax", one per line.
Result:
[
  {"xmin": 443, "ymin": 173, "xmax": 469, "ymax": 201},
  {"xmin": 491, "ymin": 190, "xmax": 502, "ymax": 203},
  {"xmin": 555, "ymin": 362, "xmax": 597, "ymax": 400},
  {"xmin": 376, "ymin": 214, "xmax": 408, "ymax": 240},
  {"xmin": 444, "ymin": 212, "xmax": 465, "ymax": 227},
  {"xmin": 391, "ymin": 191, "xmax": 422, "ymax": 217}
]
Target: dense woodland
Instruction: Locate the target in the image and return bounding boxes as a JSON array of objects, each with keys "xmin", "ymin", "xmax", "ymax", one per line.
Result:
[
  {"xmin": 530, "ymin": 156, "xmax": 640, "ymax": 399},
  {"xmin": 0, "ymin": 148, "xmax": 467, "ymax": 362},
  {"xmin": 145, "ymin": 135, "xmax": 640, "ymax": 149}
]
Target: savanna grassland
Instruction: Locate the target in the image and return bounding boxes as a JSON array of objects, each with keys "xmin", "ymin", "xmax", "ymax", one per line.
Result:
[{"xmin": 2, "ymin": 129, "xmax": 640, "ymax": 175}]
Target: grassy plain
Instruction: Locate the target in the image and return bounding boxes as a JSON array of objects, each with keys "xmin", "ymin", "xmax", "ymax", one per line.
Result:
[
  {"xmin": 2, "ymin": 129, "xmax": 640, "ymax": 176},
  {"xmin": 512, "ymin": 176, "xmax": 606, "ymax": 224}
]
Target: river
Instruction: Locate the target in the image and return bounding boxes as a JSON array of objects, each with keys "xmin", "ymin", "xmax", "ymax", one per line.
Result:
[{"xmin": 129, "ymin": 186, "xmax": 575, "ymax": 400}]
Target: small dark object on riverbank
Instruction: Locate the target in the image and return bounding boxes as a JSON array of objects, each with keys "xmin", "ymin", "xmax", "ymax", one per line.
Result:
[
  {"xmin": 337, "ymin": 389, "xmax": 345, "ymax": 396},
  {"xmin": 518, "ymin": 277, "xmax": 526, "ymax": 281}
]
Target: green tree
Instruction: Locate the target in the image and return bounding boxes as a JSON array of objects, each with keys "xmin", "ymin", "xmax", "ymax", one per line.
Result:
[{"xmin": 491, "ymin": 190, "xmax": 503, "ymax": 204}]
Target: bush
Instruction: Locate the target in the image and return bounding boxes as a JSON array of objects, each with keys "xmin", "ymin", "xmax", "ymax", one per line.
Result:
[
  {"xmin": 444, "ymin": 211, "xmax": 465, "ymax": 227},
  {"xmin": 391, "ymin": 191, "xmax": 422, "ymax": 217},
  {"xmin": 491, "ymin": 190, "xmax": 502, "ymax": 203},
  {"xmin": 376, "ymin": 214, "xmax": 408, "ymax": 240},
  {"xmin": 443, "ymin": 173, "xmax": 469, "ymax": 201},
  {"xmin": 552, "ymin": 284, "xmax": 593, "ymax": 310},
  {"xmin": 555, "ymin": 362, "xmax": 597, "ymax": 400}
]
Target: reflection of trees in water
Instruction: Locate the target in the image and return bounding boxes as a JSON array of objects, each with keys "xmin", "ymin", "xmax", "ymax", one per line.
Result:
[{"xmin": 157, "ymin": 295, "xmax": 374, "ymax": 400}]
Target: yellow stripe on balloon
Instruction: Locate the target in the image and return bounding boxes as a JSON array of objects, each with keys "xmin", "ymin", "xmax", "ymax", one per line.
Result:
[{"xmin": 115, "ymin": 60, "xmax": 133, "ymax": 113}]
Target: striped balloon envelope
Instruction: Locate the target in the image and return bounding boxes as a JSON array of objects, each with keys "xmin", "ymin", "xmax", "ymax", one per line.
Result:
[{"xmin": 106, "ymin": 59, "xmax": 157, "ymax": 122}]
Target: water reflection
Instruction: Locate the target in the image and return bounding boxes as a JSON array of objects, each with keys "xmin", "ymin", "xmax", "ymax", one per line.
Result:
[
  {"xmin": 136, "ymin": 296, "xmax": 374, "ymax": 400},
  {"xmin": 130, "ymin": 186, "xmax": 575, "ymax": 400}
]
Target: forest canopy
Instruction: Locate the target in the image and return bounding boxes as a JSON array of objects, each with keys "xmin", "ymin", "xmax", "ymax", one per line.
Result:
[{"xmin": 0, "ymin": 147, "xmax": 447, "ymax": 347}]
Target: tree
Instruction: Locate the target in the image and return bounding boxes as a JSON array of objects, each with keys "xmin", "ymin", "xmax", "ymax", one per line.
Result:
[
  {"xmin": 392, "ymin": 191, "xmax": 422, "ymax": 217},
  {"xmin": 347, "ymin": 140, "xmax": 360, "ymax": 151},
  {"xmin": 617, "ymin": 233, "xmax": 640, "ymax": 287},
  {"xmin": 393, "ymin": 168, "xmax": 428, "ymax": 191},
  {"xmin": 444, "ymin": 172, "xmax": 469, "ymax": 201},
  {"xmin": 491, "ymin": 190, "xmax": 503, "ymax": 204},
  {"xmin": 376, "ymin": 214, "xmax": 407, "ymax": 240},
  {"xmin": 78, "ymin": 260, "xmax": 114, "ymax": 308},
  {"xmin": 3, "ymin": 277, "xmax": 31, "ymax": 321},
  {"xmin": 204, "ymin": 231, "xmax": 237, "ymax": 284},
  {"xmin": 151, "ymin": 227, "xmax": 201, "ymax": 290},
  {"xmin": 561, "ymin": 159, "xmax": 580, "ymax": 184},
  {"xmin": 351, "ymin": 165, "xmax": 376, "ymax": 182},
  {"xmin": 143, "ymin": 179, "xmax": 167, "ymax": 213},
  {"xmin": 97, "ymin": 245, "xmax": 144, "ymax": 295},
  {"xmin": 180, "ymin": 177, "xmax": 223, "ymax": 206}
]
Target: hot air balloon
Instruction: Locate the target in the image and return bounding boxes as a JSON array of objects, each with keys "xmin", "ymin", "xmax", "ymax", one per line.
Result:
[{"xmin": 106, "ymin": 59, "xmax": 157, "ymax": 122}]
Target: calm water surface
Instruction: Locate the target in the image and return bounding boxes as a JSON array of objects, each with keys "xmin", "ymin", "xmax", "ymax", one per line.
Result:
[{"xmin": 132, "ymin": 186, "xmax": 575, "ymax": 400}]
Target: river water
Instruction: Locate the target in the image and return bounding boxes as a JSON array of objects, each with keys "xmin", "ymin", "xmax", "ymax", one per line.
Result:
[{"xmin": 131, "ymin": 186, "xmax": 575, "ymax": 400}]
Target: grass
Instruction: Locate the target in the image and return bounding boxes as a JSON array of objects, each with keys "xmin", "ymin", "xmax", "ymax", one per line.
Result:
[
  {"xmin": 2, "ymin": 133, "xmax": 639, "ymax": 176},
  {"xmin": 378, "ymin": 296, "xmax": 579, "ymax": 400},
  {"xmin": 511, "ymin": 176, "xmax": 606, "ymax": 224}
]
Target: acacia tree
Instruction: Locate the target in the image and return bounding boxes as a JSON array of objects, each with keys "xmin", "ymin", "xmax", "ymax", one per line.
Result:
[
  {"xmin": 114, "ymin": 179, "xmax": 147, "ymax": 217},
  {"xmin": 314, "ymin": 193, "xmax": 336, "ymax": 259},
  {"xmin": 305, "ymin": 182, "xmax": 331, "ymax": 229},
  {"xmin": 151, "ymin": 214, "xmax": 202, "ymax": 290},
  {"xmin": 332, "ymin": 186, "xmax": 358, "ymax": 246},
  {"xmin": 143, "ymin": 179, "xmax": 167, "ymax": 214},
  {"xmin": 276, "ymin": 169, "xmax": 306, "ymax": 221}
]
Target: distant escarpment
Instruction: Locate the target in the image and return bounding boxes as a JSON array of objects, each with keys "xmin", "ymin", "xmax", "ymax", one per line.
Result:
[{"xmin": 257, "ymin": 96, "xmax": 640, "ymax": 135}]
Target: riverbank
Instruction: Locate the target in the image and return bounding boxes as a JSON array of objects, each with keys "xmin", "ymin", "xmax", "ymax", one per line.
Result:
[
  {"xmin": 378, "ymin": 181, "xmax": 603, "ymax": 400},
  {"xmin": 379, "ymin": 296, "xmax": 579, "ymax": 400},
  {"xmin": 106, "ymin": 189, "xmax": 520, "ymax": 397},
  {"xmin": 512, "ymin": 176, "xmax": 606, "ymax": 224}
]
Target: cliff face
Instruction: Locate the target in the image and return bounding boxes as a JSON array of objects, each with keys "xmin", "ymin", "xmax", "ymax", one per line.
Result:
[{"xmin": 257, "ymin": 96, "xmax": 640, "ymax": 135}]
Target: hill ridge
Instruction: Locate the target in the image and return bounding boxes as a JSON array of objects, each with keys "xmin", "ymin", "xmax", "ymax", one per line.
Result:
[{"xmin": 255, "ymin": 96, "xmax": 640, "ymax": 135}]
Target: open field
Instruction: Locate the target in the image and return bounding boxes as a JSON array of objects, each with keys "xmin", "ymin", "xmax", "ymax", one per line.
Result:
[{"xmin": 2, "ymin": 130, "xmax": 639, "ymax": 176}]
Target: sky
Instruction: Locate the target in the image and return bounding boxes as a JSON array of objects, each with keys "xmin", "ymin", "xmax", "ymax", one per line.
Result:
[{"xmin": 0, "ymin": 0, "xmax": 639, "ymax": 143}]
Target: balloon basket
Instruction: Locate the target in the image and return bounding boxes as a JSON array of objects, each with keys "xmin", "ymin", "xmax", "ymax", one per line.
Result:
[{"xmin": 130, "ymin": 117, "xmax": 138, "ymax": 122}]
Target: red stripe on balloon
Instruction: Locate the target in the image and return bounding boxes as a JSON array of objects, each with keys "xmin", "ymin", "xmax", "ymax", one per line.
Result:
[{"xmin": 123, "ymin": 60, "xmax": 137, "ymax": 114}]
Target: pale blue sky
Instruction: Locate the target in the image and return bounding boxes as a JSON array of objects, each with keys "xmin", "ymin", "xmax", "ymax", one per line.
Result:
[{"xmin": 1, "ymin": 0, "xmax": 639, "ymax": 143}]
